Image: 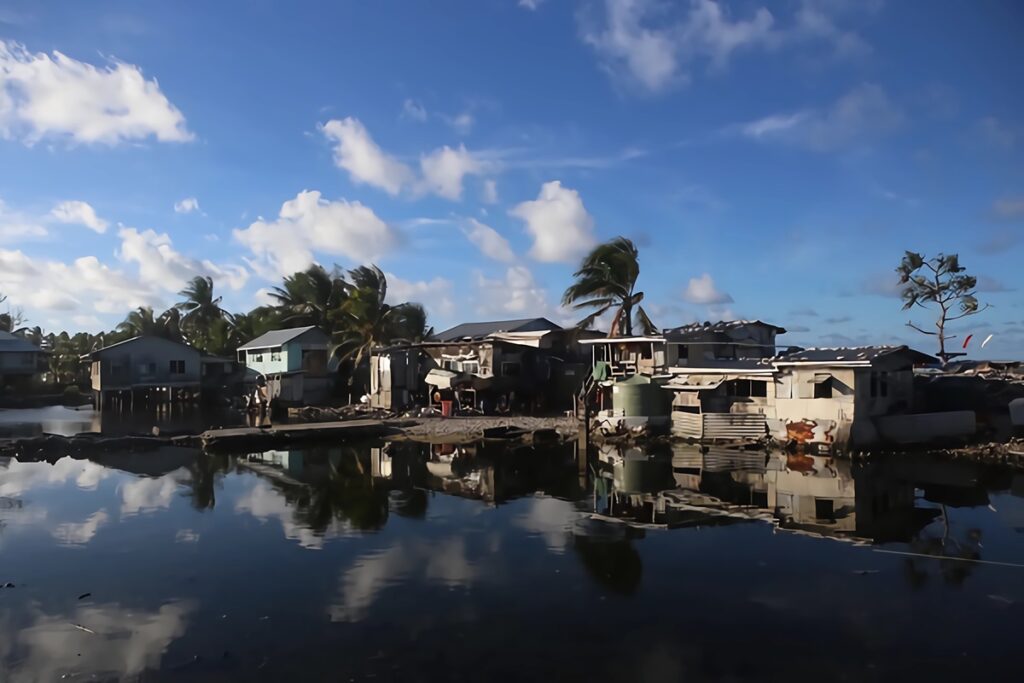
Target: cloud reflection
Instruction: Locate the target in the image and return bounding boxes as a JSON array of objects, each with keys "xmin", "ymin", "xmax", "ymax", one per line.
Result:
[
  {"xmin": 330, "ymin": 537, "xmax": 478, "ymax": 622},
  {"xmin": 3, "ymin": 601, "xmax": 194, "ymax": 683}
]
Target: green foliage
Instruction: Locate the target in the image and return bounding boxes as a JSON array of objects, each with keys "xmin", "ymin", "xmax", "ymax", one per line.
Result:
[
  {"xmin": 4, "ymin": 260, "xmax": 431, "ymax": 387},
  {"xmin": 561, "ymin": 236, "xmax": 657, "ymax": 336},
  {"xmin": 896, "ymin": 251, "xmax": 988, "ymax": 362}
]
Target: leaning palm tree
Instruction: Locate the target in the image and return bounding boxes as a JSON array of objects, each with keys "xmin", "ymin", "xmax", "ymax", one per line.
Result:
[
  {"xmin": 330, "ymin": 265, "xmax": 428, "ymax": 366},
  {"xmin": 176, "ymin": 276, "xmax": 232, "ymax": 349},
  {"xmin": 561, "ymin": 236, "xmax": 657, "ymax": 337}
]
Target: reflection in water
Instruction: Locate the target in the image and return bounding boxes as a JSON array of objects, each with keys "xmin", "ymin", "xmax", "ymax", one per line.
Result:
[
  {"xmin": 0, "ymin": 404, "xmax": 245, "ymax": 438},
  {"xmin": 2, "ymin": 601, "xmax": 194, "ymax": 683},
  {"xmin": 1, "ymin": 440, "xmax": 1022, "ymax": 679}
]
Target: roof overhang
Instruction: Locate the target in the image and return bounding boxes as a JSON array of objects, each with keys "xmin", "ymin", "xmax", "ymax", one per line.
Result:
[{"xmin": 579, "ymin": 336, "xmax": 666, "ymax": 345}]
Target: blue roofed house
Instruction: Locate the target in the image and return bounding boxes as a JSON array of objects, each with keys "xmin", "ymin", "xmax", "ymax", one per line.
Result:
[
  {"xmin": 0, "ymin": 330, "xmax": 48, "ymax": 393},
  {"xmin": 237, "ymin": 326, "xmax": 331, "ymax": 405}
]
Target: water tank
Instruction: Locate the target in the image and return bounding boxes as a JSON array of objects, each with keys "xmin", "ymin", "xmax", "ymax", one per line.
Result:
[{"xmin": 611, "ymin": 374, "xmax": 667, "ymax": 417}]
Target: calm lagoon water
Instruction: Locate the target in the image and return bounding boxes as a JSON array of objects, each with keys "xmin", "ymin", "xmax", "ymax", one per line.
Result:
[{"xmin": 1, "ymin": 440, "xmax": 1022, "ymax": 681}]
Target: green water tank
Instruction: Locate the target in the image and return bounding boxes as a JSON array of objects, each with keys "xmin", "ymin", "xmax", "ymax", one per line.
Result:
[{"xmin": 611, "ymin": 374, "xmax": 667, "ymax": 417}]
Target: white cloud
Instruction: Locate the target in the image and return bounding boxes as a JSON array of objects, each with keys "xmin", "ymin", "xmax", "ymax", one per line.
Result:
[
  {"xmin": 118, "ymin": 227, "xmax": 248, "ymax": 292},
  {"xmin": 173, "ymin": 196, "xmax": 200, "ymax": 214},
  {"xmin": 473, "ymin": 265, "xmax": 553, "ymax": 317},
  {"xmin": 401, "ymin": 98, "xmax": 427, "ymax": 122},
  {"xmin": 321, "ymin": 117, "xmax": 414, "ymax": 196},
  {"xmin": 519, "ymin": 0, "xmax": 545, "ymax": 9},
  {"xmin": 510, "ymin": 180, "xmax": 596, "ymax": 263},
  {"xmin": 233, "ymin": 190, "xmax": 398, "ymax": 278},
  {"xmin": 581, "ymin": 0, "xmax": 872, "ymax": 93},
  {"xmin": 682, "ymin": 273, "xmax": 733, "ymax": 305},
  {"xmin": 582, "ymin": 0, "xmax": 776, "ymax": 92},
  {"xmin": 50, "ymin": 200, "xmax": 108, "ymax": 233},
  {"xmin": 384, "ymin": 271, "xmax": 456, "ymax": 320},
  {"xmin": 481, "ymin": 178, "xmax": 499, "ymax": 204},
  {"xmin": 0, "ymin": 198, "xmax": 47, "ymax": 240},
  {"xmin": 974, "ymin": 116, "xmax": 1017, "ymax": 151},
  {"xmin": 418, "ymin": 144, "xmax": 489, "ymax": 201},
  {"xmin": 738, "ymin": 83, "xmax": 902, "ymax": 151},
  {"xmin": 463, "ymin": 218, "xmax": 515, "ymax": 263},
  {"xmin": 0, "ymin": 39, "xmax": 192, "ymax": 145},
  {"xmin": 0, "ymin": 248, "xmax": 164, "ymax": 315}
]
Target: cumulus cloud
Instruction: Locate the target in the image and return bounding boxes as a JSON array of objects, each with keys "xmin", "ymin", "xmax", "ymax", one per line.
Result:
[
  {"xmin": 384, "ymin": 271, "xmax": 456, "ymax": 319},
  {"xmin": 233, "ymin": 190, "xmax": 398, "ymax": 278},
  {"xmin": 321, "ymin": 117, "xmax": 414, "ymax": 196},
  {"xmin": 118, "ymin": 227, "xmax": 248, "ymax": 292},
  {"xmin": 322, "ymin": 117, "xmax": 490, "ymax": 201},
  {"xmin": 0, "ymin": 39, "xmax": 192, "ymax": 145},
  {"xmin": 463, "ymin": 218, "xmax": 515, "ymax": 263},
  {"xmin": 418, "ymin": 144, "xmax": 489, "ymax": 200},
  {"xmin": 50, "ymin": 200, "xmax": 108, "ymax": 233},
  {"xmin": 473, "ymin": 265, "xmax": 553, "ymax": 317},
  {"xmin": 580, "ymin": 0, "xmax": 871, "ymax": 93},
  {"xmin": 442, "ymin": 111, "xmax": 474, "ymax": 135},
  {"xmin": 738, "ymin": 83, "xmax": 902, "ymax": 150},
  {"xmin": 682, "ymin": 273, "xmax": 733, "ymax": 305},
  {"xmin": 0, "ymin": 248, "xmax": 163, "ymax": 314},
  {"xmin": 173, "ymin": 196, "xmax": 200, "ymax": 214},
  {"xmin": 510, "ymin": 181, "xmax": 596, "ymax": 263}
]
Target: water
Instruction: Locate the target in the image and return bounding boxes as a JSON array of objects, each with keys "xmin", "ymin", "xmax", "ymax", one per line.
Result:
[
  {"xmin": 0, "ymin": 405, "xmax": 245, "ymax": 438},
  {"xmin": 1, "ymin": 441, "xmax": 1022, "ymax": 681}
]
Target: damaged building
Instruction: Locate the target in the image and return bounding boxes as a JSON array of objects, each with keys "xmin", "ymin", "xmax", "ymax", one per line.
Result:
[{"xmin": 370, "ymin": 317, "xmax": 591, "ymax": 413}]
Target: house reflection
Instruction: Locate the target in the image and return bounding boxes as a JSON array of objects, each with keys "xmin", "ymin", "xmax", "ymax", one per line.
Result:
[{"xmin": 591, "ymin": 443, "xmax": 941, "ymax": 543}]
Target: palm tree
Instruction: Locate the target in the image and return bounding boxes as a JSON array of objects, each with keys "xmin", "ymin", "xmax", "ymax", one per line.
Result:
[
  {"xmin": 561, "ymin": 236, "xmax": 657, "ymax": 337},
  {"xmin": 330, "ymin": 265, "xmax": 429, "ymax": 366},
  {"xmin": 176, "ymin": 276, "xmax": 232, "ymax": 349},
  {"xmin": 269, "ymin": 265, "xmax": 346, "ymax": 330},
  {"xmin": 117, "ymin": 307, "xmax": 182, "ymax": 341}
]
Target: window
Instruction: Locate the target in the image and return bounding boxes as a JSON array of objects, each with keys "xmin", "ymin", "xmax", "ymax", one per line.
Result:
[
  {"xmin": 815, "ymin": 498, "xmax": 835, "ymax": 520},
  {"xmin": 725, "ymin": 379, "xmax": 768, "ymax": 398},
  {"xmin": 813, "ymin": 378, "xmax": 832, "ymax": 399},
  {"xmin": 461, "ymin": 361, "xmax": 480, "ymax": 375},
  {"xmin": 169, "ymin": 360, "xmax": 185, "ymax": 374},
  {"xmin": 138, "ymin": 362, "xmax": 156, "ymax": 376},
  {"xmin": 270, "ymin": 347, "xmax": 282, "ymax": 362},
  {"xmin": 502, "ymin": 362, "xmax": 522, "ymax": 377},
  {"xmin": 442, "ymin": 359, "xmax": 457, "ymax": 371},
  {"xmin": 714, "ymin": 344, "xmax": 737, "ymax": 360},
  {"xmin": 254, "ymin": 353, "xmax": 264, "ymax": 363}
]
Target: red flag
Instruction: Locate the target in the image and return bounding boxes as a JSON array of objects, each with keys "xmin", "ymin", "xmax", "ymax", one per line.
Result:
[{"xmin": 962, "ymin": 334, "xmax": 973, "ymax": 349}]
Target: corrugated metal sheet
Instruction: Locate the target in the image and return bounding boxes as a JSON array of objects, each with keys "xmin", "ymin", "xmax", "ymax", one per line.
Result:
[
  {"xmin": 672, "ymin": 412, "xmax": 766, "ymax": 441},
  {"xmin": 702, "ymin": 413, "xmax": 766, "ymax": 440},
  {"xmin": 671, "ymin": 412, "xmax": 703, "ymax": 438}
]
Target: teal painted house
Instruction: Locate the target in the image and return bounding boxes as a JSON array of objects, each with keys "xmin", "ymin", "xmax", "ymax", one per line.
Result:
[{"xmin": 237, "ymin": 326, "xmax": 331, "ymax": 404}]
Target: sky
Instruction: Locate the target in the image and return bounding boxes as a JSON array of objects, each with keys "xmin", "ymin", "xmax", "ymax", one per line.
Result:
[{"xmin": 0, "ymin": 0, "xmax": 1022, "ymax": 358}]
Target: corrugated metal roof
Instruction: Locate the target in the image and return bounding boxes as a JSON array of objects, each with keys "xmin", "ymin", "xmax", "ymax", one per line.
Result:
[
  {"xmin": 237, "ymin": 326, "xmax": 326, "ymax": 350},
  {"xmin": 433, "ymin": 318, "xmax": 560, "ymax": 342},
  {"xmin": 0, "ymin": 330, "xmax": 43, "ymax": 353},
  {"xmin": 773, "ymin": 345, "xmax": 937, "ymax": 365},
  {"xmin": 664, "ymin": 320, "xmax": 786, "ymax": 336}
]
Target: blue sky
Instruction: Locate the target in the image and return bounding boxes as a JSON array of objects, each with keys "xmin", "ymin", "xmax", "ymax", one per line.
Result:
[{"xmin": 0, "ymin": 0, "xmax": 1021, "ymax": 358}]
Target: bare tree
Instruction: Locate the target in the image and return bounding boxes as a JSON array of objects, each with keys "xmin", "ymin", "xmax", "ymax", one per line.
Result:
[{"xmin": 897, "ymin": 252, "xmax": 988, "ymax": 364}]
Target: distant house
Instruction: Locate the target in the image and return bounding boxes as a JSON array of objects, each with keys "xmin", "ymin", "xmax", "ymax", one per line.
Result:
[
  {"xmin": 0, "ymin": 330, "xmax": 48, "ymax": 391},
  {"xmin": 237, "ymin": 326, "xmax": 331, "ymax": 405},
  {"xmin": 369, "ymin": 317, "xmax": 590, "ymax": 413},
  {"xmin": 85, "ymin": 336, "xmax": 201, "ymax": 407}
]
